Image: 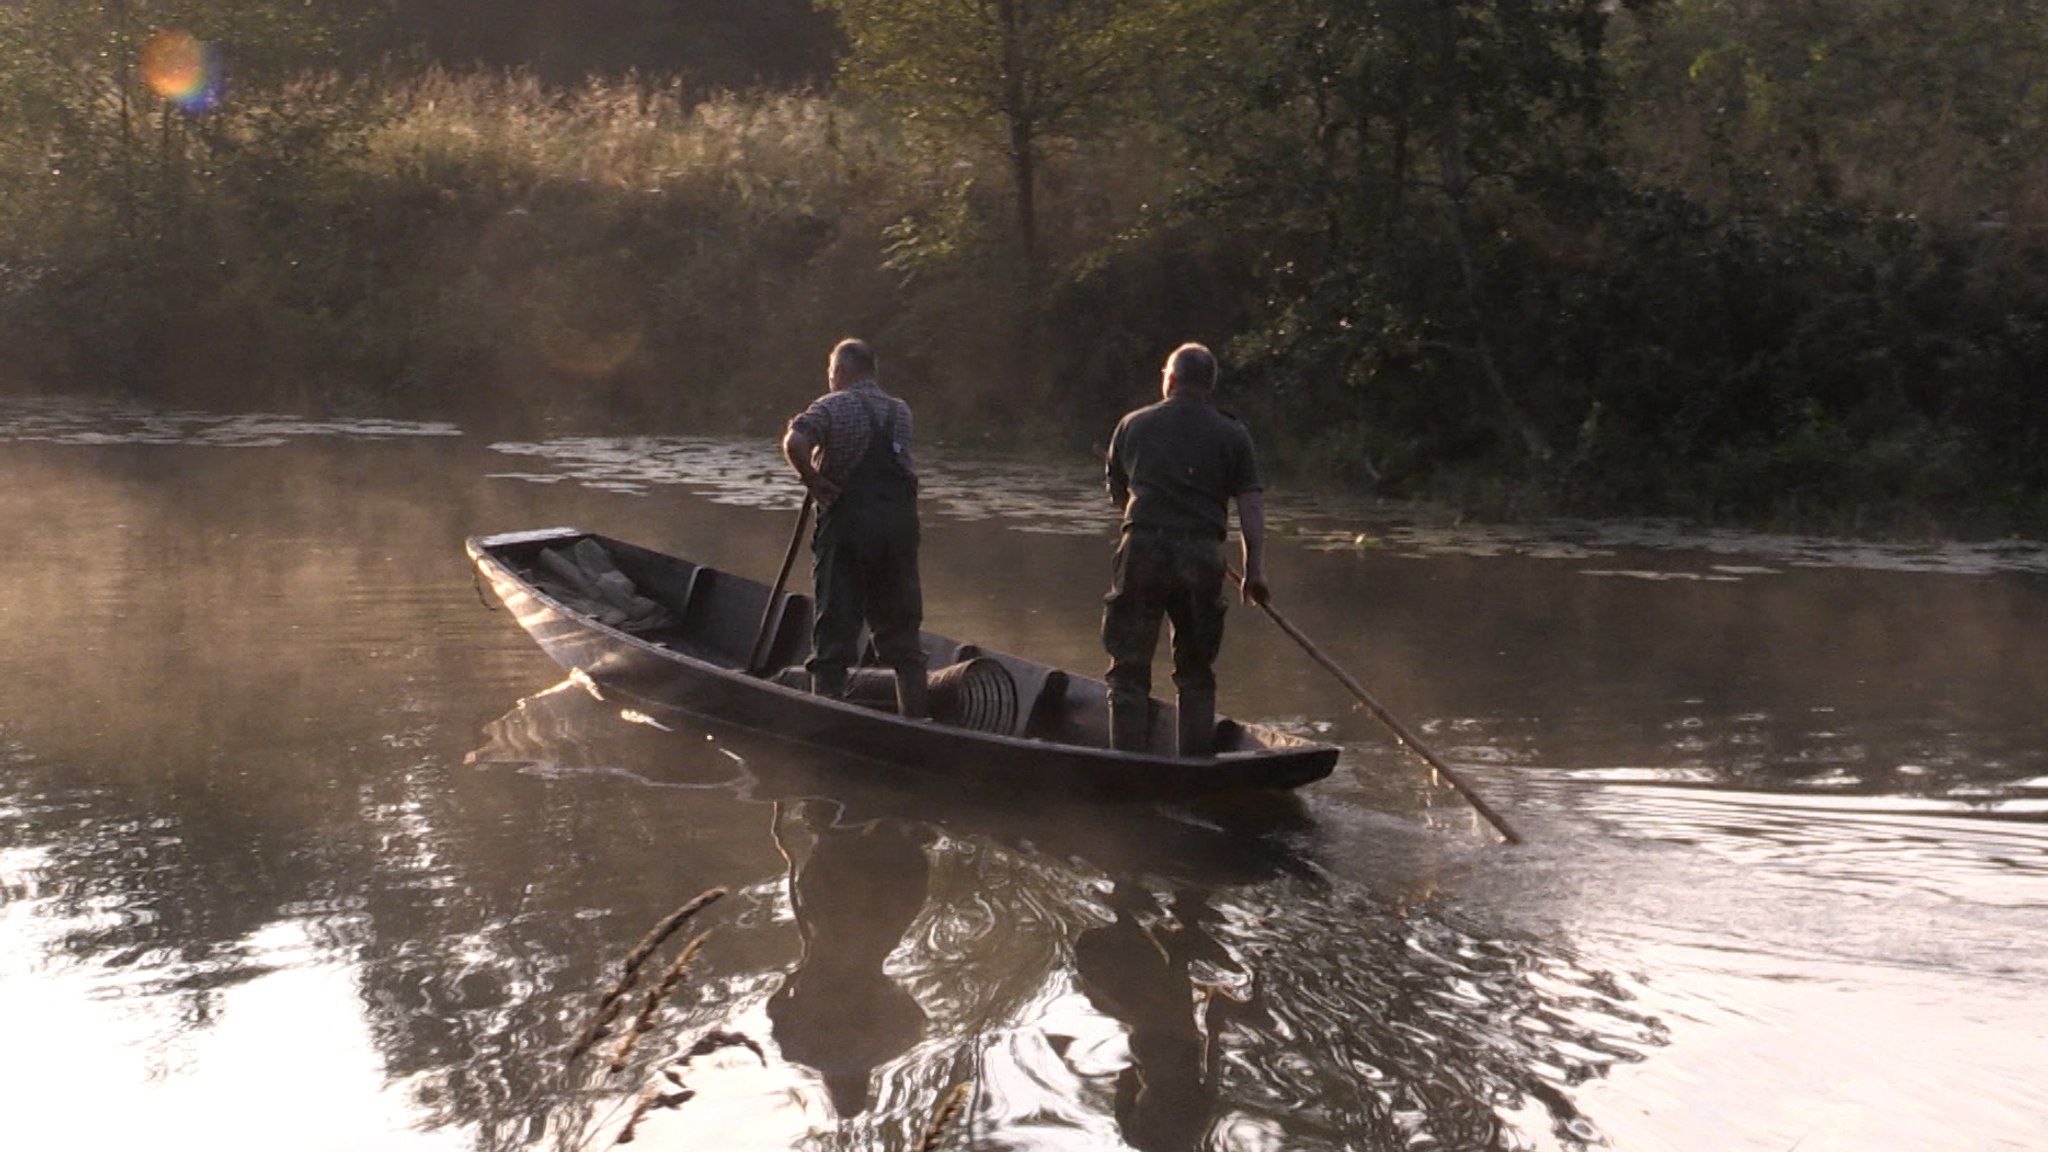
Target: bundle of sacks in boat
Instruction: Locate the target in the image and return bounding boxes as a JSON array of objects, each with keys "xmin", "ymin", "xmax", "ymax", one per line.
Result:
[{"xmin": 534, "ymin": 538, "xmax": 674, "ymax": 632}]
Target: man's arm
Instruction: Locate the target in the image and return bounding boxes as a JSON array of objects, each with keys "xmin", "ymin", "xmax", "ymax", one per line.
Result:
[
  {"xmin": 1235, "ymin": 490, "xmax": 1269, "ymax": 605},
  {"xmin": 782, "ymin": 426, "xmax": 840, "ymax": 503},
  {"xmin": 1104, "ymin": 422, "xmax": 1130, "ymax": 508}
]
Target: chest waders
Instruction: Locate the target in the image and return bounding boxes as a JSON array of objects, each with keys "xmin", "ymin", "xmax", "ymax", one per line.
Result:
[{"xmin": 809, "ymin": 397, "xmax": 928, "ymax": 718}]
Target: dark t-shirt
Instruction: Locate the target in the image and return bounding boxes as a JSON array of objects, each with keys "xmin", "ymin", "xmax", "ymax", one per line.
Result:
[{"xmin": 1105, "ymin": 394, "xmax": 1261, "ymax": 539}]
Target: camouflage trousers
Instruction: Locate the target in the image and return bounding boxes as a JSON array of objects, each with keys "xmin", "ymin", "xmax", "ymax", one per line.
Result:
[{"xmin": 1100, "ymin": 530, "xmax": 1227, "ymax": 709}]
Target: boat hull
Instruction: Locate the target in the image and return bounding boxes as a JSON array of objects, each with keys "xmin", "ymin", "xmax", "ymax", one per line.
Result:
[{"xmin": 468, "ymin": 528, "xmax": 1337, "ymax": 800}]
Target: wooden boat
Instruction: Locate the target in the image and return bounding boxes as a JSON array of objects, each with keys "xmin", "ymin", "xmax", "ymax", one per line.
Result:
[{"xmin": 466, "ymin": 527, "xmax": 1338, "ymax": 799}]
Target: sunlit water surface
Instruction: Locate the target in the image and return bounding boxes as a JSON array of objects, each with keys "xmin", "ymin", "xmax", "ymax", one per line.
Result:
[{"xmin": 2, "ymin": 396, "xmax": 2045, "ymax": 1152}]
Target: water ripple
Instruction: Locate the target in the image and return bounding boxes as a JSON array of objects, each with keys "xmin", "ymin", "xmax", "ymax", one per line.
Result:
[
  {"xmin": 9, "ymin": 395, "xmax": 2046, "ymax": 573},
  {"xmin": 488, "ymin": 435, "xmax": 1121, "ymax": 535},
  {"xmin": 481, "ymin": 431, "xmax": 2048, "ymax": 575},
  {"xmin": 0, "ymin": 396, "xmax": 460, "ymax": 445}
]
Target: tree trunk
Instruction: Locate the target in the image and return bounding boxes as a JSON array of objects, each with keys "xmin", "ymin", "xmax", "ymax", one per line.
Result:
[
  {"xmin": 1010, "ymin": 119, "xmax": 1039, "ymax": 270},
  {"xmin": 996, "ymin": 0, "xmax": 1039, "ymax": 270},
  {"xmin": 1446, "ymin": 209, "xmax": 1553, "ymax": 463},
  {"xmin": 1417, "ymin": 0, "xmax": 1548, "ymax": 462},
  {"xmin": 1439, "ymin": 139, "xmax": 1552, "ymax": 462},
  {"xmin": 996, "ymin": 0, "xmax": 1045, "ymax": 417}
]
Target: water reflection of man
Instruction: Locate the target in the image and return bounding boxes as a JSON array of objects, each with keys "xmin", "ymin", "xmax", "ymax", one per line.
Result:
[
  {"xmin": 766, "ymin": 804, "xmax": 932, "ymax": 1117},
  {"xmin": 1073, "ymin": 881, "xmax": 1253, "ymax": 1151}
]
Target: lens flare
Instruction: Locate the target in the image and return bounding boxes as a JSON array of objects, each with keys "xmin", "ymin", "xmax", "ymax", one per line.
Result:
[{"xmin": 142, "ymin": 30, "xmax": 223, "ymax": 113}]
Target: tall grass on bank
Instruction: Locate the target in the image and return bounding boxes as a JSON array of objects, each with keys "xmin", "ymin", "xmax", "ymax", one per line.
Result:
[
  {"xmin": 368, "ymin": 69, "xmax": 868, "ymax": 215},
  {"xmin": 0, "ymin": 66, "xmax": 915, "ymax": 429},
  {"xmin": 350, "ymin": 70, "xmax": 918, "ymax": 433},
  {"xmin": 0, "ymin": 58, "xmax": 1162, "ymax": 439},
  {"xmin": 352, "ymin": 68, "xmax": 1126, "ymax": 440}
]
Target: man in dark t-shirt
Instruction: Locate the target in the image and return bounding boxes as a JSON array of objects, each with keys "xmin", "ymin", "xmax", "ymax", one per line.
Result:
[{"xmin": 1101, "ymin": 343, "xmax": 1269, "ymax": 756}]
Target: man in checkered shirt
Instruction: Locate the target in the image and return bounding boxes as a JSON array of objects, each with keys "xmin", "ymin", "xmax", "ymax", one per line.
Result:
[{"xmin": 781, "ymin": 338, "xmax": 928, "ymax": 718}]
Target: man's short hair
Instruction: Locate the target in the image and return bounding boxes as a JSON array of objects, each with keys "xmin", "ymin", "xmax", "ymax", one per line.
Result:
[
  {"xmin": 832, "ymin": 338, "xmax": 878, "ymax": 379},
  {"xmin": 1165, "ymin": 342, "xmax": 1218, "ymax": 391}
]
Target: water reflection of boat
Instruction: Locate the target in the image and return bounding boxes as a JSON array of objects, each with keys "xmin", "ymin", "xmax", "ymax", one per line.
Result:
[
  {"xmin": 460, "ymin": 680, "xmax": 1664, "ymax": 1150},
  {"xmin": 468, "ymin": 527, "xmax": 1337, "ymax": 800},
  {"xmin": 468, "ymin": 673, "xmax": 1321, "ymax": 892}
]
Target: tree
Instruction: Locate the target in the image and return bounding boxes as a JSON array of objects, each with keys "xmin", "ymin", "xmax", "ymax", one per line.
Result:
[
  {"xmin": 0, "ymin": 0, "xmax": 377, "ymax": 384},
  {"xmin": 818, "ymin": 0, "xmax": 1178, "ymax": 273},
  {"xmin": 1, "ymin": 0, "xmax": 369, "ymax": 227},
  {"xmin": 1613, "ymin": 0, "xmax": 2048, "ymax": 222},
  {"xmin": 1187, "ymin": 0, "xmax": 1652, "ymax": 479}
]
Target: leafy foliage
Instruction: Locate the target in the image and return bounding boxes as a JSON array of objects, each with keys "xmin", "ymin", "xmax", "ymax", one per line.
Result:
[
  {"xmin": 0, "ymin": 1, "xmax": 381, "ymax": 390},
  {"xmin": 818, "ymin": 0, "xmax": 1189, "ymax": 263},
  {"xmin": 1177, "ymin": 0, "xmax": 1645, "ymax": 479}
]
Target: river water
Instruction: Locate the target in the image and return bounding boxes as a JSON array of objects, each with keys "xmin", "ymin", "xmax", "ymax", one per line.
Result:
[{"xmin": 2, "ymin": 396, "xmax": 2044, "ymax": 1152}]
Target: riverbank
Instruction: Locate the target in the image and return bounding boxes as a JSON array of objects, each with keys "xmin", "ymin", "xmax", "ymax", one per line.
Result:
[{"xmin": 6, "ymin": 6, "xmax": 2047, "ymax": 542}]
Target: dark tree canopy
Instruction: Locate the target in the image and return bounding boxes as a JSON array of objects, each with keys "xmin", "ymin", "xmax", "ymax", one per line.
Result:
[{"xmin": 341, "ymin": 0, "xmax": 841, "ymax": 91}]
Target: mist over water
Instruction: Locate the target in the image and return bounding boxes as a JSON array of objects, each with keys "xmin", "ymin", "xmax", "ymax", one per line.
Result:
[{"xmin": 3, "ymin": 395, "xmax": 2045, "ymax": 1152}]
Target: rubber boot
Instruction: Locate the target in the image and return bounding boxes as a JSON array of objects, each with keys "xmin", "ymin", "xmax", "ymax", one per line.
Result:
[
  {"xmin": 1176, "ymin": 690, "xmax": 1216, "ymax": 759},
  {"xmin": 894, "ymin": 666, "xmax": 930, "ymax": 720},
  {"xmin": 810, "ymin": 667, "xmax": 847, "ymax": 699},
  {"xmin": 1109, "ymin": 694, "xmax": 1148, "ymax": 752}
]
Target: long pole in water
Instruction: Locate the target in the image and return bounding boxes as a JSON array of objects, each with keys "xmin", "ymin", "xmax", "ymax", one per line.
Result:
[
  {"xmin": 748, "ymin": 493, "xmax": 814, "ymax": 676},
  {"xmin": 1231, "ymin": 566, "xmax": 1522, "ymax": 844}
]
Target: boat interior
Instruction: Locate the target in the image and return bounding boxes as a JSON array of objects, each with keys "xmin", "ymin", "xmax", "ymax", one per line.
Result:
[{"xmin": 483, "ymin": 530, "xmax": 1276, "ymax": 755}]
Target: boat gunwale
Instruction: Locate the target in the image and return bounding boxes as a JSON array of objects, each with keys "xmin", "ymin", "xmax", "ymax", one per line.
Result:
[{"xmin": 466, "ymin": 528, "xmax": 1339, "ymax": 775}]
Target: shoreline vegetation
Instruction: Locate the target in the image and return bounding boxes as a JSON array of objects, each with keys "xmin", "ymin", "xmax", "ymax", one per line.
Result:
[{"xmin": 3, "ymin": 2, "xmax": 2045, "ymax": 542}]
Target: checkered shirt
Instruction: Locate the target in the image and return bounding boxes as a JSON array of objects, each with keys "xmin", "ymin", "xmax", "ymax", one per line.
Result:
[{"xmin": 788, "ymin": 379, "xmax": 916, "ymax": 488}]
